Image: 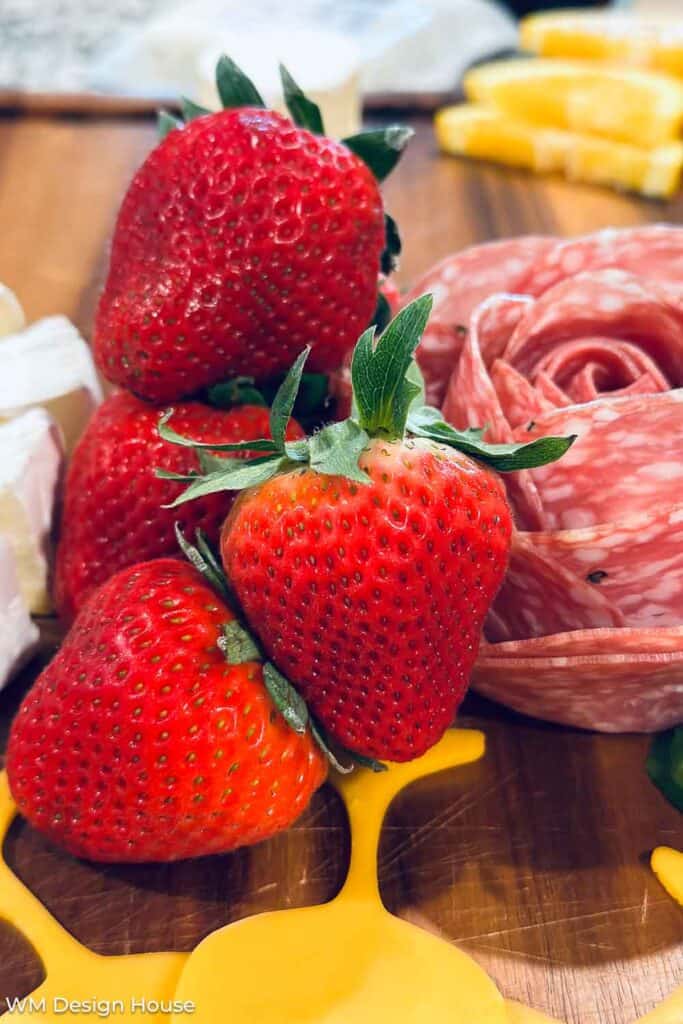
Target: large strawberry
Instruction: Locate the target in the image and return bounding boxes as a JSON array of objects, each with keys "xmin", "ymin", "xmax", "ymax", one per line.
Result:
[
  {"xmin": 8, "ymin": 553, "xmax": 327, "ymax": 862},
  {"xmin": 54, "ymin": 391, "xmax": 303, "ymax": 623},
  {"xmin": 94, "ymin": 57, "xmax": 411, "ymax": 403},
  {"xmin": 161, "ymin": 296, "xmax": 575, "ymax": 762}
]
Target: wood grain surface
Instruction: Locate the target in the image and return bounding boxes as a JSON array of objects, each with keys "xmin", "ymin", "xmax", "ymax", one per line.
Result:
[{"xmin": 0, "ymin": 114, "xmax": 681, "ymax": 1024}]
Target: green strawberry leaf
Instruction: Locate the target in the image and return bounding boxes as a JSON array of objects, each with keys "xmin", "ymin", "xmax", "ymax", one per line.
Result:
[
  {"xmin": 647, "ymin": 728, "xmax": 683, "ymax": 812},
  {"xmin": 380, "ymin": 213, "xmax": 401, "ymax": 276},
  {"xmin": 263, "ymin": 663, "xmax": 309, "ymax": 734},
  {"xmin": 309, "ymin": 420, "xmax": 371, "ymax": 484},
  {"xmin": 220, "ymin": 620, "xmax": 262, "ymax": 665},
  {"xmin": 406, "ymin": 405, "xmax": 576, "ymax": 471},
  {"xmin": 270, "ymin": 347, "xmax": 310, "ymax": 451},
  {"xmin": 156, "ymin": 468, "xmax": 198, "ymax": 482},
  {"xmin": 158, "ymin": 409, "xmax": 278, "ymax": 454},
  {"xmin": 181, "ymin": 97, "xmax": 212, "ymax": 122},
  {"xmin": 311, "ymin": 719, "xmax": 387, "ymax": 773},
  {"xmin": 342, "ymin": 125, "xmax": 414, "ymax": 182},
  {"xmin": 164, "ymin": 454, "xmax": 290, "ymax": 507},
  {"xmin": 174, "ymin": 524, "xmax": 231, "ymax": 602},
  {"xmin": 207, "ymin": 377, "xmax": 267, "ymax": 409},
  {"xmin": 351, "ymin": 294, "xmax": 433, "ymax": 440},
  {"xmin": 215, "ymin": 54, "xmax": 265, "ymax": 109},
  {"xmin": 158, "ymin": 110, "xmax": 182, "ymax": 139},
  {"xmin": 279, "ymin": 64, "xmax": 324, "ymax": 134}
]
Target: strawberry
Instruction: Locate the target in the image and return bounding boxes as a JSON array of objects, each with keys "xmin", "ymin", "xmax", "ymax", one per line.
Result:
[
  {"xmin": 54, "ymin": 391, "xmax": 303, "ymax": 623},
  {"xmin": 94, "ymin": 57, "xmax": 412, "ymax": 403},
  {"xmin": 7, "ymin": 555, "xmax": 327, "ymax": 862},
  {"xmin": 162, "ymin": 296, "xmax": 575, "ymax": 762}
]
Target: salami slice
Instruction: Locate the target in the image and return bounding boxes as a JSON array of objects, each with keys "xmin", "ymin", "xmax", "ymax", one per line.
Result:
[
  {"xmin": 515, "ymin": 390, "xmax": 683, "ymax": 530},
  {"xmin": 442, "ymin": 296, "xmax": 546, "ymax": 530},
  {"xmin": 403, "ymin": 236, "xmax": 555, "ymax": 404},
  {"xmin": 486, "ymin": 534, "xmax": 625, "ymax": 642},
  {"xmin": 526, "ymin": 506, "xmax": 683, "ymax": 629},
  {"xmin": 473, "ymin": 627, "xmax": 683, "ymax": 732},
  {"xmin": 502, "ymin": 270, "xmax": 683, "ymax": 385},
  {"xmin": 489, "ymin": 359, "xmax": 558, "ymax": 429},
  {"xmin": 529, "ymin": 225, "xmax": 683, "ymax": 295}
]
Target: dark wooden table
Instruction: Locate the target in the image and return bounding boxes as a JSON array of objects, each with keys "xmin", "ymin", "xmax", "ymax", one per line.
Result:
[{"xmin": 0, "ymin": 114, "xmax": 681, "ymax": 1024}]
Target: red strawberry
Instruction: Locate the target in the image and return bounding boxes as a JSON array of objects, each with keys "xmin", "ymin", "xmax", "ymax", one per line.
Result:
[
  {"xmin": 8, "ymin": 557, "xmax": 327, "ymax": 862},
  {"xmin": 221, "ymin": 438, "xmax": 510, "ymax": 761},
  {"xmin": 93, "ymin": 58, "xmax": 411, "ymax": 403},
  {"xmin": 54, "ymin": 391, "xmax": 303, "ymax": 623},
  {"xmin": 163, "ymin": 296, "xmax": 575, "ymax": 762}
]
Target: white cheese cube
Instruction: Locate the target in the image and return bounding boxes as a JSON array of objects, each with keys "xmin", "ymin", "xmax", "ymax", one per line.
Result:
[
  {"xmin": 0, "ymin": 283, "xmax": 25, "ymax": 338},
  {"xmin": 0, "ymin": 409, "xmax": 63, "ymax": 614},
  {"xmin": 0, "ymin": 316, "xmax": 102, "ymax": 454},
  {"xmin": 0, "ymin": 535, "xmax": 39, "ymax": 692}
]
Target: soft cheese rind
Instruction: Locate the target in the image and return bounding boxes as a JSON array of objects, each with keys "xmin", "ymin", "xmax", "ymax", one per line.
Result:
[
  {"xmin": 0, "ymin": 409, "xmax": 63, "ymax": 613},
  {"xmin": 0, "ymin": 316, "xmax": 102, "ymax": 454},
  {"xmin": 0, "ymin": 535, "xmax": 39, "ymax": 692},
  {"xmin": 0, "ymin": 283, "xmax": 25, "ymax": 338}
]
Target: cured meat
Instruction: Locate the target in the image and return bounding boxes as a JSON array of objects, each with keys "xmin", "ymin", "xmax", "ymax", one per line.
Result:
[
  {"xmin": 411, "ymin": 225, "xmax": 683, "ymax": 732},
  {"xmin": 442, "ymin": 297, "xmax": 546, "ymax": 530},
  {"xmin": 526, "ymin": 506, "xmax": 683, "ymax": 629},
  {"xmin": 486, "ymin": 536, "xmax": 625, "ymax": 642},
  {"xmin": 473, "ymin": 627, "xmax": 683, "ymax": 733},
  {"xmin": 518, "ymin": 390, "xmax": 683, "ymax": 530},
  {"xmin": 404, "ymin": 236, "xmax": 555, "ymax": 403},
  {"xmin": 502, "ymin": 270, "xmax": 683, "ymax": 385},
  {"xmin": 529, "ymin": 225, "xmax": 683, "ymax": 295}
]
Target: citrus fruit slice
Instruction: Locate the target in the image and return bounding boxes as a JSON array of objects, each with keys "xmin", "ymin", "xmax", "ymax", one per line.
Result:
[
  {"xmin": 435, "ymin": 104, "xmax": 683, "ymax": 198},
  {"xmin": 520, "ymin": 10, "xmax": 683, "ymax": 81},
  {"xmin": 464, "ymin": 58, "xmax": 683, "ymax": 148}
]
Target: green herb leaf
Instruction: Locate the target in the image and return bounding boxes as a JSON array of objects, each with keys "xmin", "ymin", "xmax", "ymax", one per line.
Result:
[
  {"xmin": 351, "ymin": 294, "xmax": 433, "ymax": 439},
  {"xmin": 279, "ymin": 63, "xmax": 324, "ymax": 134},
  {"xmin": 181, "ymin": 96, "xmax": 212, "ymax": 122},
  {"xmin": 270, "ymin": 347, "xmax": 310, "ymax": 450},
  {"xmin": 207, "ymin": 377, "xmax": 267, "ymax": 409},
  {"xmin": 166, "ymin": 454, "xmax": 290, "ymax": 507},
  {"xmin": 158, "ymin": 410, "xmax": 278, "ymax": 454},
  {"xmin": 380, "ymin": 213, "xmax": 401, "ymax": 276},
  {"xmin": 263, "ymin": 663, "xmax": 309, "ymax": 734},
  {"xmin": 406, "ymin": 405, "xmax": 576, "ymax": 471},
  {"xmin": 342, "ymin": 125, "xmax": 413, "ymax": 181},
  {"xmin": 215, "ymin": 54, "xmax": 265, "ymax": 109},
  {"xmin": 158, "ymin": 110, "xmax": 182, "ymax": 139},
  {"xmin": 647, "ymin": 728, "xmax": 683, "ymax": 812},
  {"xmin": 309, "ymin": 420, "xmax": 371, "ymax": 484},
  {"xmin": 219, "ymin": 620, "xmax": 262, "ymax": 665},
  {"xmin": 174, "ymin": 524, "xmax": 231, "ymax": 601}
]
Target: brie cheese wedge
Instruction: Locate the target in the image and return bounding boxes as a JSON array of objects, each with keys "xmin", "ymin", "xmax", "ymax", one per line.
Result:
[
  {"xmin": 0, "ymin": 409, "xmax": 63, "ymax": 614},
  {"xmin": 0, "ymin": 316, "xmax": 102, "ymax": 454},
  {"xmin": 0, "ymin": 283, "xmax": 25, "ymax": 339},
  {"xmin": 0, "ymin": 535, "xmax": 39, "ymax": 692}
]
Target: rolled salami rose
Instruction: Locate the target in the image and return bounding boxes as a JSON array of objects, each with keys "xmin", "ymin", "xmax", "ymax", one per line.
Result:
[{"xmin": 404, "ymin": 226, "xmax": 683, "ymax": 732}]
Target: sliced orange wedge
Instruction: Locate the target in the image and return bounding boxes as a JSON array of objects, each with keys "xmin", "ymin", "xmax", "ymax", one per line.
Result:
[
  {"xmin": 520, "ymin": 10, "xmax": 683, "ymax": 80},
  {"xmin": 464, "ymin": 58, "xmax": 683, "ymax": 148},
  {"xmin": 435, "ymin": 103, "xmax": 683, "ymax": 199}
]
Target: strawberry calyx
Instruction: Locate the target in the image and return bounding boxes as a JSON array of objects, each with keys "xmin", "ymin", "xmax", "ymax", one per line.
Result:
[
  {"xmin": 156, "ymin": 54, "xmax": 410, "ymax": 323},
  {"xmin": 156, "ymin": 54, "xmax": 413, "ymax": 185},
  {"xmin": 157, "ymin": 294, "xmax": 576, "ymax": 504},
  {"xmin": 174, "ymin": 524, "xmax": 385, "ymax": 774}
]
